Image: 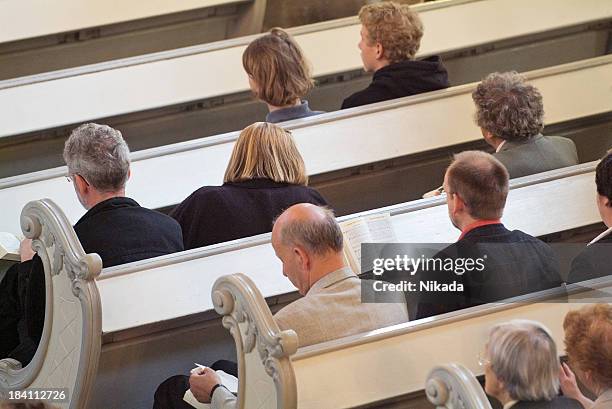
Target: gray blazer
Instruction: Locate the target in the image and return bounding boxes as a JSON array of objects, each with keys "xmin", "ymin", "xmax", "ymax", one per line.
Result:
[
  {"xmin": 494, "ymin": 134, "xmax": 578, "ymax": 179},
  {"xmin": 274, "ymin": 267, "xmax": 409, "ymax": 348}
]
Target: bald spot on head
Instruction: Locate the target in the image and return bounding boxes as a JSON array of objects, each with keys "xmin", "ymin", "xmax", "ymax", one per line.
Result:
[
  {"xmin": 446, "ymin": 150, "xmax": 509, "ymax": 220},
  {"xmin": 273, "ymin": 203, "xmax": 343, "ymax": 256}
]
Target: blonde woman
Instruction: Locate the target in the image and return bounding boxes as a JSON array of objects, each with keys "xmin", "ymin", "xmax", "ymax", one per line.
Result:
[
  {"xmin": 171, "ymin": 122, "xmax": 328, "ymax": 249},
  {"xmin": 242, "ymin": 28, "xmax": 323, "ymax": 123}
]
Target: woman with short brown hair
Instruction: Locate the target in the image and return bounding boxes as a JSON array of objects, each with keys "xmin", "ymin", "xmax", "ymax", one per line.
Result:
[
  {"xmin": 242, "ymin": 28, "xmax": 323, "ymax": 123},
  {"xmin": 171, "ymin": 122, "xmax": 328, "ymax": 249}
]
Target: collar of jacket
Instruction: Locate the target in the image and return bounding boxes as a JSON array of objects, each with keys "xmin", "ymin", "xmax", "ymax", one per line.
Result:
[
  {"xmin": 373, "ymin": 55, "xmax": 444, "ymax": 79},
  {"xmin": 265, "ymin": 100, "xmax": 317, "ymax": 123},
  {"xmin": 75, "ymin": 196, "xmax": 140, "ymax": 226},
  {"xmin": 588, "ymin": 227, "xmax": 612, "ymax": 245},
  {"xmin": 459, "ymin": 219, "xmax": 502, "ymax": 241},
  {"xmin": 307, "ymin": 266, "xmax": 356, "ymax": 295},
  {"xmin": 223, "ymin": 178, "xmax": 293, "ymax": 189},
  {"xmin": 498, "ymin": 134, "xmax": 544, "ymax": 151}
]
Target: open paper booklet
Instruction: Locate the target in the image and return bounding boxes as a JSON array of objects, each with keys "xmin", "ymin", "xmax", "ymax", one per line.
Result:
[
  {"xmin": 339, "ymin": 213, "xmax": 396, "ymax": 274},
  {"xmin": 0, "ymin": 232, "xmax": 21, "ymax": 261},
  {"xmin": 183, "ymin": 369, "xmax": 238, "ymax": 409}
]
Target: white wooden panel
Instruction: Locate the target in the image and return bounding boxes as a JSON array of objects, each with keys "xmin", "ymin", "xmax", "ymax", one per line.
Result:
[
  {"xmin": 0, "ymin": 0, "xmax": 248, "ymax": 44},
  {"xmin": 394, "ymin": 172, "xmax": 600, "ymax": 243},
  {"xmin": 0, "ymin": 0, "xmax": 610, "ymax": 138},
  {"xmin": 0, "ymin": 58, "xmax": 608, "ymax": 235},
  {"xmin": 96, "ymin": 167, "xmax": 598, "ymax": 333},
  {"xmin": 292, "ymin": 301, "xmax": 579, "ymax": 409},
  {"xmin": 97, "ymin": 243, "xmax": 290, "ymax": 333}
]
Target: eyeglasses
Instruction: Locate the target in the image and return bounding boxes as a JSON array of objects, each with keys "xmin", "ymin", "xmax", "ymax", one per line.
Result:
[
  {"xmin": 65, "ymin": 173, "xmax": 90, "ymax": 186},
  {"xmin": 478, "ymin": 351, "xmax": 491, "ymax": 366}
]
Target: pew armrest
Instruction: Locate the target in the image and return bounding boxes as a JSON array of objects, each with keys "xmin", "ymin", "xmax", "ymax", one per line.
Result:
[
  {"xmin": 426, "ymin": 363, "xmax": 492, "ymax": 409},
  {"xmin": 0, "ymin": 199, "xmax": 102, "ymax": 409},
  {"xmin": 212, "ymin": 273, "xmax": 298, "ymax": 409}
]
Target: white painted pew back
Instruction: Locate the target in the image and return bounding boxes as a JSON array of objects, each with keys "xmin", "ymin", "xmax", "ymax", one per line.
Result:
[
  {"xmin": 212, "ymin": 272, "xmax": 611, "ymax": 409},
  {"xmin": 0, "ymin": 162, "xmax": 602, "ymax": 409},
  {"xmin": 0, "ymin": 0, "xmax": 251, "ymax": 44},
  {"xmin": 1, "ymin": 56, "xmax": 609, "ymax": 235},
  {"xmin": 0, "ymin": 0, "xmax": 610, "ymax": 138},
  {"xmin": 97, "ymin": 162, "xmax": 599, "ymax": 335}
]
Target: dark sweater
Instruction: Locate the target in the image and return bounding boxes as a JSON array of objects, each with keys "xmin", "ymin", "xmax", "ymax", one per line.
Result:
[
  {"xmin": 341, "ymin": 56, "xmax": 450, "ymax": 109},
  {"xmin": 171, "ymin": 178, "xmax": 328, "ymax": 250},
  {"xmin": 3, "ymin": 197, "xmax": 183, "ymax": 364}
]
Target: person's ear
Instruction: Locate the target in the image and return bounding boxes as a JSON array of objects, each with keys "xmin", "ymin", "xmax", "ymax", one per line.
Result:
[
  {"xmin": 74, "ymin": 174, "xmax": 89, "ymax": 194},
  {"xmin": 293, "ymin": 246, "xmax": 310, "ymax": 272},
  {"xmin": 127, "ymin": 168, "xmax": 131, "ymax": 181},
  {"xmin": 375, "ymin": 42, "xmax": 384, "ymax": 60},
  {"xmin": 452, "ymin": 192, "xmax": 466, "ymax": 215},
  {"xmin": 481, "ymin": 129, "xmax": 495, "ymax": 142}
]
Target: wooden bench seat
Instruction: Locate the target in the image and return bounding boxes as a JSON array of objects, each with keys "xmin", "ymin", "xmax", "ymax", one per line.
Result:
[
  {"xmin": 213, "ymin": 273, "xmax": 611, "ymax": 408},
  {"xmin": 1, "ymin": 0, "xmax": 610, "ymax": 139},
  {"xmin": 0, "ymin": 162, "xmax": 603, "ymax": 408},
  {"xmin": 0, "ymin": 56, "xmax": 609, "ymax": 234}
]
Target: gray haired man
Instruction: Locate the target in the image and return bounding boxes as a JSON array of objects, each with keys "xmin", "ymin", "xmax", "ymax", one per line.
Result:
[{"xmin": 1, "ymin": 123, "xmax": 183, "ymax": 365}]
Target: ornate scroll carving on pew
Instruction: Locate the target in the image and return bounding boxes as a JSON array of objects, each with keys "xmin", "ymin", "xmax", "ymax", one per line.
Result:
[
  {"xmin": 0, "ymin": 199, "xmax": 102, "ymax": 409},
  {"xmin": 426, "ymin": 364, "xmax": 492, "ymax": 409},
  {"xmin": 212, "ymin": 273, "xmax": 298, "ymax": 409}
]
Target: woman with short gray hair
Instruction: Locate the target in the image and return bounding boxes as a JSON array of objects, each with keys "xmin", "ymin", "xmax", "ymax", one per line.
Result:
[
  {"xmin": 472, "ymin": 71, "xmax": 578, "ymax": 179},
  {"xmin": 480, "ymin": 320, "xmax": 581, "ymax": 409}
]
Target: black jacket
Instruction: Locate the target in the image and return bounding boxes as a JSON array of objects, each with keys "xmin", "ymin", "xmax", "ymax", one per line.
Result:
[
  {"xmin": 567, "ymin": 230, "xmax": 612, "ymax": 284},
  {"xmin": 512, "ymin": 397, "xmax": 583, "ymax": 409},
  {"xmin": 5, "ymin": 197, "xmax": 184, "ymax": 364},
  {"xmin": 171, "ymin": 179, "xmax": 328, "ymax": 250},
  {"xmin": 341, "ymin": 56, "xmax": 450, "ymax": 109},
  {"xmin": 414, "ymin": 224, "xmax": 562, "ymax": 319}
]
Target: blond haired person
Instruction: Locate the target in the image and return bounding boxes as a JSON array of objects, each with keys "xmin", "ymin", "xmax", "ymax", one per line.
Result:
[
  {"xmin": 170, "ymin": 122, "xmax": 327, "ymax": 249},
  {"xmin": 242, "ymin": 28, "xmax": 323, "ymax": 123},
  {"xmin": 341, "ymin": 1, "xmax": 449, "ymax": 109},
  {"xmin": 481, "ymin": 320, "xmax": 581, "ymax": 409}
]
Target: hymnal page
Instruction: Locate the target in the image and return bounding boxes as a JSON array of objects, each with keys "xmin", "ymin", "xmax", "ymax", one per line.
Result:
[
  {"xmin": 183, "ymin": 370, "xmax": 238, "ymax": 409},
  {"xmin": 365, "ymin": 213, "xmax": 396, "ymax": 243},
  {"xmin": 0, "ymin": 232, "xmax": 20, "ymax": 261},
  {"xmin": 340, "ymin": 218, "xmax": 372, "ymax": 273}
]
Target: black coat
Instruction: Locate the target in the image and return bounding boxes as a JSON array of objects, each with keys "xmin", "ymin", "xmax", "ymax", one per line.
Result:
[
  {"xmin": 414, "ymin": 224, "xmax": 562, "ymax": 319},
  {"xmin": 4, "ymin": 197, "xmax": 184, "ymax": 364},
  {"xmin": 341, "ymin": 56, "xmax": 450, "ymax": 109},
  {"xmin": 512, "ymin": 397, "xmax": 583, "ymax": 409},
  {"xmin": 170, "ymin": 179, "xmax": 328, "ymax": 250},
  {"xmin": 567, "ymin": 230, "xmax": 612, "ymax": 284}
]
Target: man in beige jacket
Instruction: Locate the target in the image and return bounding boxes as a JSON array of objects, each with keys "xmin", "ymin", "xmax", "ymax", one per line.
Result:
[{"xmin": 182, "ymin": 204, "xmax": 408, "ymax": 408}]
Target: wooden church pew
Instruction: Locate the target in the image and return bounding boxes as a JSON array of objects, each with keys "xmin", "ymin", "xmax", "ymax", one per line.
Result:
[
  {"xmin": 210, "ymin": 273, "xmax": 610, "ymax": 408},
  {"xmin": 1, "ymin": 0, "xmax": 610, "ymax": 139},
  {"xmin": 0, "ymin": 161, "xmax": 602, "ymax": 408},
  {"xmin": 0, "ymin": 56, "xmax": 609, "ymax": 235}
]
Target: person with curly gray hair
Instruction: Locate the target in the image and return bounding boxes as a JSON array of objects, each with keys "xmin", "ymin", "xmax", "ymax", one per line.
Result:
[{"xmin": 472, "ymin": 71, "xmax": 578, "ymax": 178}]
